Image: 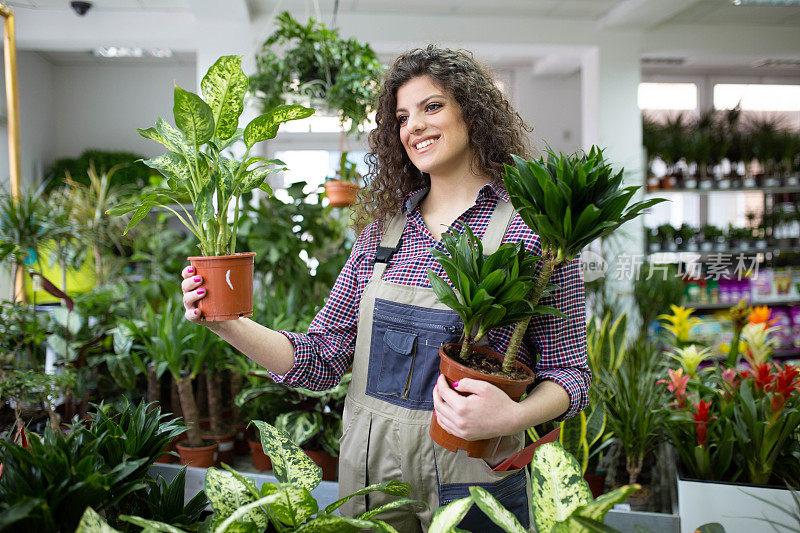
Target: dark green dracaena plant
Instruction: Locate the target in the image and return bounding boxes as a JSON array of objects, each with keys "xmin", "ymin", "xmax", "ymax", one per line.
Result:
[
  {"xmin": 107, "ymin": 55, "xmax": 314, "ymax": 257},
  {"xmin": 427, "ymin": 222, "xmax": 563, "ymax": 362},
  {"xmin": 500, "ymin": 146, "xmax": 668, "ymax": 373}
]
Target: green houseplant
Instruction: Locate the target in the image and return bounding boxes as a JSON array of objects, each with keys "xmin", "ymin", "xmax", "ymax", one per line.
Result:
[
  {"xmin": 249, "ymin": 11, "xmax": 384, "ymax": 136},
  {"xmin": 108, "ymin": 55, "xmax": 313, "ymax": 321},
  {"xmin": 78, "ymin": 420, "xmax": 425, "ymax": 533}
]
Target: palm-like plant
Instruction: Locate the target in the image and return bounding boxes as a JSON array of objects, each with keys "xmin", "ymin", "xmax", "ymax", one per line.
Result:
[
  {"xmin": 500, "ymin": 146, "xmax": 667, "ymax": 372},
  {"xmin": 427, "ymin": 222, "xmax": 560, "ymax": 361}
]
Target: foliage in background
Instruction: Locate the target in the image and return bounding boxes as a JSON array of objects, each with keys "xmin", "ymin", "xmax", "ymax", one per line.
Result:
[
  {"xmin": 633, "ymin": 262, "xmax": 685, "ymax": 339},
  {"xmin": 44, "ymin": 150, "xmax": 152, "ymax": 194},
  {"xmin": 249, "ymin": 11, "xmax": 385, "ymax": 135}
]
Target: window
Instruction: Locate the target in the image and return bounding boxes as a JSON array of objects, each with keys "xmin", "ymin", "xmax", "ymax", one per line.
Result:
[
  {"xmin": 714, "ymin": 84, "xmax": 800, "ymax": 112},
  {"xmin": 638, "ymin": 82, "xmax": 697, "ymax": 111},
  {"xmin": 272, "ymin": 150, "xmax": 370, "ymax": 203}
]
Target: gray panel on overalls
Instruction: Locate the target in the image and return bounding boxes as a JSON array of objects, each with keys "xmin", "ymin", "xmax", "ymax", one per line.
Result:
[{"xmin": 337, "ymin": 191, "xmax": 534, "ymax": 532}]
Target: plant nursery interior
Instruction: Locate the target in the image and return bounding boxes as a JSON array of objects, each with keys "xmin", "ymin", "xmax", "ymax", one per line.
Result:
[{"xmin": 2, "ymin": 1, "xmax": 800, "ymax": 532}]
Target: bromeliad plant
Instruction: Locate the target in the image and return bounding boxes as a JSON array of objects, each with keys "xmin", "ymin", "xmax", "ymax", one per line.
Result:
[
  {"xmin": 427, "ymin": 222, "xmax": 559, "ymax": 361},
  {"xmin": 108, "ymin": 55, "xmax": 314, "ymax": 257},
  {"xmin": 500, "ymin": 146, "xmax": 667, "ymax": 373}
]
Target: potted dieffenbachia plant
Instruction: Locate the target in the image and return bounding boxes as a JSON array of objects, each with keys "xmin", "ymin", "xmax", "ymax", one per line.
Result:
[{"xmin": 108, "ymin": 55, "xmax": 313, "ymax": 320}]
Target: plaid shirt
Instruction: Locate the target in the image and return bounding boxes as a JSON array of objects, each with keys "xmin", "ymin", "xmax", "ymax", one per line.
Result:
[{"xmin": 273, "ymin": 181, "xmax": 591, "ymax": 420}]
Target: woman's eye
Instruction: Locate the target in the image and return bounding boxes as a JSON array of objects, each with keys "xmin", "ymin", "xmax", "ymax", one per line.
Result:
[
  {"xmin": 426, "ymin": 103, "xmax": 442, "ymax": 112},
  {"xmin": 397, "ymin": 115, "xmax": 408, "ymax": 125}
]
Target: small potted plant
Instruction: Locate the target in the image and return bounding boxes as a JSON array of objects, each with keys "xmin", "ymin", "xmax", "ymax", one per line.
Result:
[
  {"xmin": 676, "ymin": 223, "xmax": 697, "ymax": 251},
  {"xmin": 108, "ymin": 55, "xmax": 313, "ymax": 321},
  {"xmin": 324, "ymin": 151, "xmax": 361, "ymax": 208},
  {"xmin": 700, "ymin": 224, "xmax": 722, "ymax": 252},
  {"xmin": 428, "ymin": 146, "xmax": 665, "ymax": 456},
  {"xmin": 656, "ymin": 223, "xmax": 678, "ymax": 251}
]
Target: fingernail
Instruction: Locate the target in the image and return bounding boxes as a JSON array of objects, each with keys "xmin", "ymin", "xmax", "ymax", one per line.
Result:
[
  {"xmin": 452, "ymin": 380, "xmax": 460, "ymax": 388},
  {"xmin": 197, "ymin": 288, "xmax": 205, "ymax": 295},
  {"xmin": 188, "ymin": 266, "xmax": 194, "ymax": 274},
  {"xmin": 194, "ymin": 276, "xmax": 201, "ymax": 282},
  {"xmin": 194, "ymin": 309, "xmax": 199, "ymax": 315}
]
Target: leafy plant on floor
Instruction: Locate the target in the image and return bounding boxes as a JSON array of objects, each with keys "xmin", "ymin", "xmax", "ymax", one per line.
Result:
[
  {"xmin": 428, "ymin": 442, "xmax": 639, "ymax": 533},
  {"xmin": 79, "ymin": 420, "xmax": 425, "ymax": 532}
]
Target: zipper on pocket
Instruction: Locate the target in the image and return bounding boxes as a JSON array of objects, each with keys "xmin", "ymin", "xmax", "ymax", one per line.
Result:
[
  {"xmin": 402, "ymin": 347, "xmax": 417, "ymax": 399},
  {"xmin": 374, "ymin": 312, "xmax": 461, "ymax": 335}
]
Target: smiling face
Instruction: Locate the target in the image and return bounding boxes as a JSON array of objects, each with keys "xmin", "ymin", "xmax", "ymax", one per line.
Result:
[{"xmin": 395, "ymin": 75, "xmax": 474, "ymax": 180}]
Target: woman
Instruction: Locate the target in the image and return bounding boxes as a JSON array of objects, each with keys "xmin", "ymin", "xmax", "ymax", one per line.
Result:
[{"xmin": 181, "ymin": 45, "xmax": 590, "ymax": 532}]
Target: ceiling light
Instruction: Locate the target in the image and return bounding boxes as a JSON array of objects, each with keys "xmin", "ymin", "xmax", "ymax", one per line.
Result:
[
  {"xmin": 731, "ymin": 0, "xmax": 800, "ymax": 5},
  {"xmin": 93, "ymin": 47, "xmax": 173, "ymax": 59}
]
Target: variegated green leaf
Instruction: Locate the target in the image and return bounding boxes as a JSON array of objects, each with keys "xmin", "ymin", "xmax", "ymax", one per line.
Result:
[
  {"xmin": 532, "ymin": 442, "xmax": 593, "ymax": 533},
  {"xmin": 173, "ymin": 85, "xmax": 214, "ymax": 146},
  {"xmin": 235, "ymin": 166, "xmax": 281, "ymax": 196},
  {"xmin": 356, "ymin": 498, "xmax": 427, "ymax": 521},
  {"xmin": 243, "ymin": 104, "xmax": 315, "ymax": 148},
  {"xmin": 571, "ymin": 484, "xmax": 640, "ymax": 523},
  {"xmin": 213, "ymin": 492, "xmax": 282, "ymax": 533},
  {"xmin": 76, "ymin": 507, "xmax": 120, "ymax": 533},
  {"xmin": 155, "ymin": 117, "xmax": 186, "ymax": 153},
  {"xmin": 251, "ymin": 420, "xmax": 322, "ymax": 491},
  {"xmin": 325, "ymin": 480, "xmax": 412, "ymax": 513},
  {"xmin": 201, "ymin": 55, "xmax": 247, "ymax": 140},
  {"xmin": 429, "ymin": 497, "xmax": 474, "ymax": 533},
  {"xmin": 371, "ymin": 520, "xmax": 401, "ymax": 533},
  {"xmin": 194, "ymin": 179, "xmax": 215, "ymax": 224},
  {"xmin": 119, "ymin": 515, "xmax": 188, "ymax": 532},
  {"xmin": 267, "ymin": 486, "xmax": 318, "ymax": 527},
  {"xmin": 469, "ymin": 486, "xmax": 527, "ymax": 533},
  {"xmin": 275, "ymin": 411, "xmax": 322, "ymax": 447},
  {"xmin": 204, "ymin": 468, "xmax": 269, "ymax": 530},
  {"xmin": 142, "ymin": 151, "xmax": 192, "ymax": 186},
  {"xmin": 123, "ymin": 203, "xmax": 154, "ymax": 235},
  {"xmin": 293, "ymin": 514, "xmax": 374, "ymax": 533}
]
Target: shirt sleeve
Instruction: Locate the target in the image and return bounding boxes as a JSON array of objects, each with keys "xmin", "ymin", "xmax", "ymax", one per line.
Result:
[
  {"xmin": 526, "ymin": 252, "xmax": 592, "ymax": 421},
  {"xmin": 268, "ymin": 222, "xmax": 380, "ymax": 391}
]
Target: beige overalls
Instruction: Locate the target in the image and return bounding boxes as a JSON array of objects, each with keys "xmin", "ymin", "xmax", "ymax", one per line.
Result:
[{"xmin": 337, "ymin": 192, "xmax": 533, "ymax": 532}]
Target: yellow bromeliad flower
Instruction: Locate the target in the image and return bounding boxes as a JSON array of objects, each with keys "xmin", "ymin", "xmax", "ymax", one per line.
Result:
[
  {"xmin": 658, "ymin": 304, "xmax": 702, "ymax": 345},
  {"xmin": 741, "ymin": 322, "xmax": 781, "ymax": 365},
  {"xmin": 668, "ymin": 344, "xmax": 714, "ymax": 377}
]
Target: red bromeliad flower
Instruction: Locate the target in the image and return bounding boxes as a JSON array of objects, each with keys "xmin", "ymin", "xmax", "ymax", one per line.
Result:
[
  {"xmin": 769, "ymin": 364, "xmax": 800, "ymax": 415},
  {"xmin": 658, "ymin": 368, "xmax": 690, "ymax": 408},
  {"xmin": 692, "ymin": 400, "xmax": 713, "ymax": 448},
  {"xmin": 750, "ymin": 363, "xmax": 776, "ymax": 394}
]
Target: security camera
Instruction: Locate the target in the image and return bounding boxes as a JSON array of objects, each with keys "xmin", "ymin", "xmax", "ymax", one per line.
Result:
[{"xmin": 70, "ymin": 1, "xmax": 92, "ymax": 16}]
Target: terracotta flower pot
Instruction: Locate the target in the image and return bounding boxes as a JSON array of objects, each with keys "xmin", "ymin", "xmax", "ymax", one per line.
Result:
[
  {"xmin": 324, "ymin": 181, "xmax": 359, "ymax": 207},
  {"xmin": 187, "ymin": 252, "xmax": 256, "ymax": 321},
  {"xmin": 176, "ymin": 440, "xmax": 219, "ymax": 468},
  {"xmin": 203, "ymin": 430, "xmax": 236, "ymax": 466},
  {"xmin": 430, "ymin": 344, "xmax": 535, "ymax": 458},
  {"xmin": 305, "ymin": 449, "xmax": 338, "ymax": 481},
  {"xmin": 154, "ymin": 434, "xmax": 184, "ymax": 464},
  {"xmin": 248, "ymin": 439, "xmax": 272, "ymax": 471}
]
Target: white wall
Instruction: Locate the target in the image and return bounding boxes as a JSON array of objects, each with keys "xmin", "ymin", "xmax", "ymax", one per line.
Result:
[
  {"xmin": 514, "ymin": 71, "xmax": 582, "ymax": 156},
  {"xmin": 53, "ymin": 62, "xmax": 195, "ymax": 160},
  {"xmin": 0, "ymin": 50, "xmax": 56, "ymax": 190}
]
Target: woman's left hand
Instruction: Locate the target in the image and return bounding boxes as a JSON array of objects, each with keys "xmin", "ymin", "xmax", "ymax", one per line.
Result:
[{"xmin": 432, "ymin": 374, "xmax": 522, "ymax": 441}]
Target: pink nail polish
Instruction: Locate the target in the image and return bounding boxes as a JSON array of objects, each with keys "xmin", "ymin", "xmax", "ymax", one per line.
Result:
[
  {"xmin": 187, "ymin": 266, "xmax": 194, "ymax": 274},
  {"xmin": 452, "ymin": 380, "xmax": 460, "ymax": 388},
  {"xmin": 197, "ymin": 288, "xmax": 205, "ymax": 295},
  {"xmin": 194, "ymin": 276, "xmax": 201, "ymax": 282}
]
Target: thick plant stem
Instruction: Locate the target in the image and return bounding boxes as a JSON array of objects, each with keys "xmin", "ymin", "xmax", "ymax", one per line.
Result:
[
  {"xmin": 176, "ymin": 376, "xmax": 204, "ymax": 447},
  {"xmin": 147, "ymin": 364, "xmax": 160, "ymax": 405},
  {"xmin": 502, "ymin": 252, "xmax": 557, "ymax": 374},
  {"xmin": 726, "ymin": 326, "xmax": 743, "ymax": 368},
  {"xmin": 206, "ymin": 371, "xmax": 225, "ymax": 436}
]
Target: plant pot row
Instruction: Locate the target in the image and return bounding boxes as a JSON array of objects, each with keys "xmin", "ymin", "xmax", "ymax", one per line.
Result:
[{"xmin": 647, "ymin": 172, "xmax": 799, "ymax": 191}]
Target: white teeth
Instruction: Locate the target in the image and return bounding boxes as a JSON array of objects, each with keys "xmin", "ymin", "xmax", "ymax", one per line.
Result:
[{"xmin": 415, "ymin": 138, "xmax": 437, "ymax": 150}]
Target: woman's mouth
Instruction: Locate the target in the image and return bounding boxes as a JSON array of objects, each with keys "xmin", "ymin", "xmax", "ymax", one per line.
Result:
[{"xmin": 413, "ymin": 136, "xmax": 440, "ymax": 153}]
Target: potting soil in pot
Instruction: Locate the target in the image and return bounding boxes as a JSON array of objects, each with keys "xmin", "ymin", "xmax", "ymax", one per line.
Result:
[{"xmin": 444, "ymin": 344, "xmax": 529, "ymax": 381}]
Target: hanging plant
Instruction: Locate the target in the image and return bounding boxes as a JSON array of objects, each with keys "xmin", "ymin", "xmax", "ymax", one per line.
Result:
[{"xmin": 249, "ymin": 11, "xmax": 385, "ymax": 135}]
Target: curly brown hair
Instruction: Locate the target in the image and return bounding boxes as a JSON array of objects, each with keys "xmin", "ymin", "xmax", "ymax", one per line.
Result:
[{"xmin": 352, "ymin": 45, "xmax": 533, "ymax": 234}]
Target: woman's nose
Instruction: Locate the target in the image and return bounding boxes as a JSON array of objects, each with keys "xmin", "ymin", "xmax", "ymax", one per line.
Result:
[{"xmin": 408, "ymin": 113, "xmax": 425, "ymax": 133}]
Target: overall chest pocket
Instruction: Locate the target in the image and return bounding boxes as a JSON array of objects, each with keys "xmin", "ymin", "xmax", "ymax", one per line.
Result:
[{"xmin": 366, "ymin": 299, "xmax": 461, "ymax": 410}]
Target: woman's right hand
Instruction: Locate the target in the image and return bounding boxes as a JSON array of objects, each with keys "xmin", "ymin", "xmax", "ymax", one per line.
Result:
[{"xmin": 181, "ymin": 265, "xmax": 206, "ymax": 323}]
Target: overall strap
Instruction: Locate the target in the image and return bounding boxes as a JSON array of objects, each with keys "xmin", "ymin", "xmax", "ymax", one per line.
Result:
[
  {"xmin": 372, "ymin": 213, "xmax": 406, "ymax": 279},
  {"xmin": 481, "ymin": 199, "xmax": 515, "ymax": 255}
]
